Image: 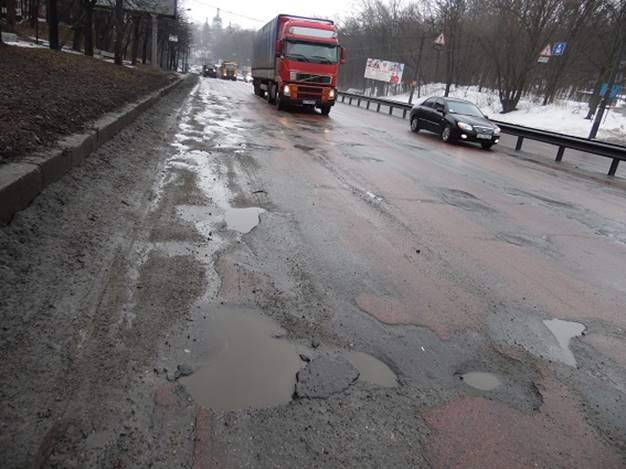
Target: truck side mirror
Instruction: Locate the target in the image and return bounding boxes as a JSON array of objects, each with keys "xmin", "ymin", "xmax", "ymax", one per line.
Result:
[
  {"xmin": 275, "ymin": 40, "xmax": 282, "ymax": 57},
  {"xmin": 340, "ymin": 47, "xmax": 346, "ymax": 64}
]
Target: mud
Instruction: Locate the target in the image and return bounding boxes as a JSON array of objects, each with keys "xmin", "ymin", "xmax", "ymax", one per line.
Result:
[
  {"xmin": 224, "ymin": 207, "xmax": 265, "ymax": 233},
  {"xmin": 343, "ymin": 351, "xmax": 398, "ymax": 387},
  {"xmin": 459, "ymin": 372, "xmax": 502, "ymax": 391},
  {"xmin": 180, "ymin": 304, "xmax": 302, "ymax": 411}
]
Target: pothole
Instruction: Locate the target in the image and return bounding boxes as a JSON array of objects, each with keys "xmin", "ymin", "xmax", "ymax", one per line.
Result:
[
  {"xmin": 225, "ymin": 207, "xmax": 265, "ymax": 233},
  {"xmin": 180, "ymin": 305, "xmax": 302, "ymax": 411},
  {"xmin": 343, "ymin": 351, "xmax": 397, "ymax": 387},
  {"xmin": 543, "ymin": 318, "xmax": 585, "ymax": 367},
  {"xmin": 459, "ymin": 372, "xmax": 502, "ymax": 391}
]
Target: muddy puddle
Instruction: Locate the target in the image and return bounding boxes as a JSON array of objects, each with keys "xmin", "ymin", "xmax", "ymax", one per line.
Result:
[
  {"xmin": 225, "ymin": 207, "xmax": 265, "ymax": 233},
  {"xmin": 543, "ymin": 318, "xmax": 585, "ymax": 367},
  {"xmin": 180, "ymin": 305, "xmax": 302, "ymax": 411},
  {"xmin": 344, "ymin": 351, "xmax": 397, "ymax": 387},
  {"xmin": 459, "ymin": 372, "xmax": 501, "ymax": 391}
]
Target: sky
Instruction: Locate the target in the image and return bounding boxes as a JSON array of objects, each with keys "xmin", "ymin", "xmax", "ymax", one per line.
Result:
[{"xmin": 181, "ymin": 0, "xmax": 357, "ymax": 29}]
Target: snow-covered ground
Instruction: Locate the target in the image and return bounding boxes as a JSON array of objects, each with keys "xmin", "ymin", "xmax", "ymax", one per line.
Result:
[{"xmin": 384, "ymin": 83, "xmax": 625, "ymax": 144}]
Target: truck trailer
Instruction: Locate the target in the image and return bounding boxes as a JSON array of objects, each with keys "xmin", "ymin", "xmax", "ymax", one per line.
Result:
[{"xmin": 252, "ymin": 14, "xmax": 345, "ymax": 115}]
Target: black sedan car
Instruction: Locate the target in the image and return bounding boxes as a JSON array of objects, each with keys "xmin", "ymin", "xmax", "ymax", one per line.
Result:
[
  {"xmin": 202, "ymin": 65, "xmax": 218, "ymax": 78},
  {"xmin": 409, "ymin": 97, "xmax": 501, "ymax": 149}
]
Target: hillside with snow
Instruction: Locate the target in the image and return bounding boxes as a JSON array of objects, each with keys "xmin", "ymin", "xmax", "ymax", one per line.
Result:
[{"xmin": 384, "ymin": 84, "xmax": 625, "ymax": 145}]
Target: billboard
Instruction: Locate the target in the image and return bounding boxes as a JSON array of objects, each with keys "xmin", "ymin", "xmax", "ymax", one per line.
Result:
[
  {"xmin": 95, "ymin": 0, "xmax": 177, "ymax": 18},
  {"xmin": 364, "ymin": 58, "xmax": 404, "ymax": 84}
]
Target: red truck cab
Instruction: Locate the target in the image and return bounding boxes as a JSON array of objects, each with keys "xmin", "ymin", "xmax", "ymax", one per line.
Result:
[{"xmin": 252, "ymin": 15, "xmax": 345, "ymax": 115}]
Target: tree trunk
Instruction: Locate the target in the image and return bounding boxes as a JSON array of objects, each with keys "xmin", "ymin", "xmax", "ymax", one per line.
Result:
[
  {"xmin": 113, "ymin": 0, "xmax": 123, "ymax": 65},
  {"xmin": 72, "ymin": 25, "xmax": 83, "ymax": 51},
  {"xmin": 131, "ymin": 15, "xmax": 140, "ymax": 65},
  {"xmin": 585, "ymin": 70, "xmax": 606, "ymax": 119},
  {"xmin": 142, "ymin": 26, "xmax": 149, "ymax": 64},
  {"xmin": 84, "ymin": 1, "xmax": 94, "ymax": 56},
  {"xmin": 48, "ymin": 0, "xmax": 60, "ymax": 50},
  {"xmin": 7, "ymin": 0, "xmax": 17, "ymax": 33}
]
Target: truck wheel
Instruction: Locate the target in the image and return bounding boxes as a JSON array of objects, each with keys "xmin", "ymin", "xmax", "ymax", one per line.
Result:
[
  {"xmin": 267, "ymin": 85, "xmax": 276, "ymax": 105},
  {"xmin": 276, "ymin": 92, "xmax": 286, "ymax": 111},
  {"xmin": 320, "ymin": 105, "xmax": 331, "ymax": 116}
]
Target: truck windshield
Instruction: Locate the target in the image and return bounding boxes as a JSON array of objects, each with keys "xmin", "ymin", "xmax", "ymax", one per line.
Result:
[{"xmin": 285, "ymin": 41, "xmax": 338, "ymax": 64}]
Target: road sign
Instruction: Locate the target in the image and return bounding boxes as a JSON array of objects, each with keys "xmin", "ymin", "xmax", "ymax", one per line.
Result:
[
  {"xmin": 538, "ymin": 56, "xmax": 550, "ymax": 64},
  {"xmin": 599, "ymin": 83, "xmax": 621, "ymax": 98},
  {"xmin": 434, "ymin": 33, "xmax": 446, "ymax": 47},
  {"xmin": 552, "ymin": 42, "xmax": 567, "ymax": 56},
  {"xmin": 539, "ymin": 44, "xmax": 552, "ymax": 57}
]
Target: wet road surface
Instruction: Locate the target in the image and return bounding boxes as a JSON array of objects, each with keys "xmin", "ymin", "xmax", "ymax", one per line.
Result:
[{"xmin": 1, "ymin": 77, "xmax": 625, "ymax": 468}]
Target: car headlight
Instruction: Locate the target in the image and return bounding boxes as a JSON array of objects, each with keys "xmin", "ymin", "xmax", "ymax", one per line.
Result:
[
  {"xmin": 494, "ymin": 126, "xmax": 501, "ymax": 135},
  {"xmin": 458, "ymin": 122, "xmax": 473, "ymax": 131},
  {"xmin": 329, "ymin": 88, "xmax": 335, "ymax": 99},
  {"xmin": 283, "ymin": 84, "xmax": 291, "ymax": 96}
]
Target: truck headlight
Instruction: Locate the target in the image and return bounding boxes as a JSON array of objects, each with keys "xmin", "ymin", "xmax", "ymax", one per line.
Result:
[
  {"xmin": 329, "ymin": 88, "xmax": 336, "ymax": 99},
  {"xmin": 494, "ymin": 126, "xmax": 501, "ymax": 135},
  {"xmin": 283, "ymin": 84, "xmax": 291, "ymax": 97},
  {"xmin": 458, "ymin": 122, "xmax": 473, "ymax": 131}
]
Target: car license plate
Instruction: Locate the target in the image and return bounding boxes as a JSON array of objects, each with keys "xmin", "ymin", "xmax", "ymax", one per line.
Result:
[
  {"xmin": 302, "ymin": 100, "xmax": 316, "ymax": 105},
  {"xmin": 477, "ymin": 133, "xmax": 491, "ymax": 139}
]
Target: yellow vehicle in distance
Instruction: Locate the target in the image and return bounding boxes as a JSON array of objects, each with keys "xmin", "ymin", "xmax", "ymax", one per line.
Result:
[{"xmin": 219, "ymin": 62, "xmax": 238, "ymax": 81}]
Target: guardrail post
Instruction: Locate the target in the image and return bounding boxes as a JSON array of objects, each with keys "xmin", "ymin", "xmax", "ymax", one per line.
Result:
[
  {"xmin": 608, "ymin": 159, "xmax": 620, "ymax": 177},
  {"xmin": 341, "ymin": 95, "xmax": 345, "ymax": 103},
  {"xmin": 515, "ymin": 136, "xmax": 524, "ymax": 151},
  {"xmin": 366, "ymin": 101, "xmax": 371, "ymax": 110},
  {"xmin": 376, "ymin": 103, "xmax": 381, "ymax": 112},
  {"xmin": 357, "ymin": 98, "xmax": 361, "ymax": 107},
  {"xmin": 349, "ymin": 97, "xmax": 353, "ymax": 105},
  {"xmin": 388, "ymin": 106, "xmax": 393, "ymax": 115},
  {"xmin": 402, "ymin": 109, "xmax": 407, "ymax": 119},
  {"xmin": 555, "ymin": 146, "xmax": 565, "ymax": 162}
]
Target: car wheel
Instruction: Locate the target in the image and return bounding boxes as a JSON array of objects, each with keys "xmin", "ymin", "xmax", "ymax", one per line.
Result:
[
  {"xmin": 481, "ymin": 142, "xmax": 494, "ymax": 150},
  {"xmin": 441, "ymin": 124, "xmax": 453, "ymax": 143},
  {"xmin": 410, "ymin": 116, "xmax": 420, "ymax": 132}
]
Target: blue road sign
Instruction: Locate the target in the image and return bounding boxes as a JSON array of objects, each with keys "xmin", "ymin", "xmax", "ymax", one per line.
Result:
[
  {"xmin": 599, "ymin": 83, "xmax": 621, "ymax": 98},
  {"xmin": 552, "ymin": 42, "xmax": 567, "ymax": 56}
]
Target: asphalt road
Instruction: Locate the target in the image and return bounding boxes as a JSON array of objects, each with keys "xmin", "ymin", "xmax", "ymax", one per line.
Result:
[{"xmin": 1, "ymin": 76, "xmax": 625, "ymax": 468}]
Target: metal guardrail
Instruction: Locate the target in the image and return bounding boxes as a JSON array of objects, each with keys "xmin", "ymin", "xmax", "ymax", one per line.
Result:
[{"xmin": 337, "ymin": 91, "xmax": 626, "ymax": 177}]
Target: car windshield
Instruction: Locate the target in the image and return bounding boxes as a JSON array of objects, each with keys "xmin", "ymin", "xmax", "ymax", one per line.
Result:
[
  {"xmin": 447, "ymin": 101, "xmax": 484, "ymax": 117},
  {"xmin": 285, "ymin": 41, "xmax": 338, "ymax": 64}
]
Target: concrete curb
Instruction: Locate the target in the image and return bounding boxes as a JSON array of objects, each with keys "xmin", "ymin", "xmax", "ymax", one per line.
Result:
[{"xmin": 0, "ymin": 76, "xmax": 187, "ymax": 225}]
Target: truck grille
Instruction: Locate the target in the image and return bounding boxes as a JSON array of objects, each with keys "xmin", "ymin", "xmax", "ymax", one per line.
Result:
[
  {"xmin": 296, "ymin": 74, "xmax": 331, "ymax": 84},
  {"xmin": 297, "ymin": 85, "xmax": 323, "ymax": 99}
]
